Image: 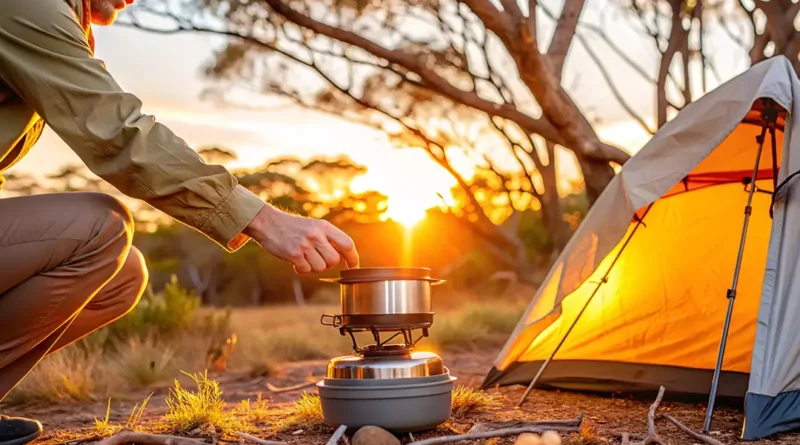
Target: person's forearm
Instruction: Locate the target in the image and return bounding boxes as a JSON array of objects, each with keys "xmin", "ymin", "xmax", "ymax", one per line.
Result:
[{"xmin": 0, "ymin": 0, "xmax": 265, "ymax": 251}]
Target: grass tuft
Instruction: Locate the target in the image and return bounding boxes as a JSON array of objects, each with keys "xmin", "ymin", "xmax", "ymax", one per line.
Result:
[
  {"xmin": 94, "ymin": 398, "xmax": 118, "ymax": 436},
  {"xmin": 93, "ymin": 393, "xmax": 153, "ymax": 436},
  {"xmin": 277, "ymin": 392, "xmax": 324, "ymax": 431},
  {"xmin": 451, "ymin": 385, "xmax": 503, "ymax": 418},
  {"xmin": 235, "ymin": 393, "xmax": 272, "ymax": 424},
  {"xmin": 4, "ymin": 347, "xmax": 101, "ymax": 405},
  {"xmin": 165, "ymin": 371, "xmax": 240, "ymax": 435},
  {"xmin": 573, "ymin": 420, "xmax": 602, "ymax": 445}
]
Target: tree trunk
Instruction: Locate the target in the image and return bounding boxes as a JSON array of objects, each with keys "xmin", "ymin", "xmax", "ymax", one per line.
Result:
[
  {"xmin": 540, "ymin": 142, "xmax": 570, "ymax": 252},
  {"xmin": 576, "ymin": 156, "xmax": 616, "ymax": 204}
]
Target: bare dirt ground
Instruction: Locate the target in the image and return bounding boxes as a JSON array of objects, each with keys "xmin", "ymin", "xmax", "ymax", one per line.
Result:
[{"xmin": 13, "ymin": 351, "xmax": 796, "ymax": 445}]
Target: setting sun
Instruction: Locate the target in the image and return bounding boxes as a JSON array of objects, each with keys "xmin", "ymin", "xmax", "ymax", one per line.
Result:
[{"xmin": 384, "ymin": 195, "xmax": 430, "ymax": 227}]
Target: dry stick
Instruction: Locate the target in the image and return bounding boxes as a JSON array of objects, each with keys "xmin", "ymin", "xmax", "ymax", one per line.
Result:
[
  {"xmin": 235, "ymin": 432, "xmax": 288, "ymax": 445},
  {"xmin": 407, "ymin": 425, "xmax": 581, "ymax": 445},
  {"xmin": 95, "ymin": 431, "xmax": 208, "ymax": 445},
  {"xmin": 57, "ymin": 436, "xmax": 105, "ymax": 445},
  {"xmin": 470, "ymin": 412, "xmax": 584, "ymax": 433},
  {"xmin": 326, "ymin": 425, "xmax": 348, "ymax": 445},
  {"xmin": 266, "ymin": 380, "xmax": 317, "ymax": 393},
  {"xmin": 632, "ymin": 386, "xmax": 666, "ymax": 445},
  {"xmin": 613, "ymin": 432, "xmax": 645, "ymax": 442},
  {"xmin": 663, "ymin": 414, "xmax": 727, "ymax": 445}
]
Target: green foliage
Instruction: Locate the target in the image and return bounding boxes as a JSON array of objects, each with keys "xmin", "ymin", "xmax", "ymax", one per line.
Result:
[
  {"xmin": 433, "ymin": 303, "xmax": 525, "ymax": 352},
  {"xmin": 103, "ymin": 276, "xmax": 201, "ymax": 343}
]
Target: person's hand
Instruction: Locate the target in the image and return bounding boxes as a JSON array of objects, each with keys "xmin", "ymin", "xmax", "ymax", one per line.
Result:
[{"xmin": 243, "ymin": 203, "xmax": 359, "ymax": 274}]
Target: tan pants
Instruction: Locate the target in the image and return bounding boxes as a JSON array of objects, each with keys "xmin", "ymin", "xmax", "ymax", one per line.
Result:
[{"xmin": 0, "ymin": 192, "xmax": 147, "ymax": 401}]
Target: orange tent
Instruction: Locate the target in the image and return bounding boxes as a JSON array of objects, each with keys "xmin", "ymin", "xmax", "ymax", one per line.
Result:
[{"xmin": 482, "ymin": 56, "xmax": 800, "ymax": 441}]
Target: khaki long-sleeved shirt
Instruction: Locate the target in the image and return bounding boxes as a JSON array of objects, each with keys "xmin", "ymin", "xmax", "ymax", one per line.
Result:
[{"xmin": 0, "ymin": 0, "xmax": 266, "ymax": 252}]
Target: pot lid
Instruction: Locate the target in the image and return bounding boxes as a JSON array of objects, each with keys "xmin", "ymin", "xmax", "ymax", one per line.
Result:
[
  {"xmin": 326, "ymin": 351, "xmax": 445, "ymax": 379},
  {"xmin": 321, "ymin": 267, "xmax": 445, "ymax": 284}
]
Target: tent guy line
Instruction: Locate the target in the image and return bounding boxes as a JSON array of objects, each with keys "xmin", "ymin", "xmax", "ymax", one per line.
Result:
[{"xmin": 515, "ymin": 202, "xmax": 655, "ymax": 408}]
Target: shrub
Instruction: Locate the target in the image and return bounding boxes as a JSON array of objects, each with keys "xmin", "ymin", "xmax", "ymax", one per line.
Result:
[
  {"xmin": 105, "ymin": 276, "xmax": 201, "ymax": 343},
  {"xmin": 3, "ymin": 347, "xmax": 102, "ymax": 405}
]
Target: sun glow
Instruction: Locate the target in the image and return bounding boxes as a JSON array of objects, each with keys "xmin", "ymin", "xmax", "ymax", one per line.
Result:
[{"xmin": 384, "ymin": 194, "xmax": 430, "ymax": 228}]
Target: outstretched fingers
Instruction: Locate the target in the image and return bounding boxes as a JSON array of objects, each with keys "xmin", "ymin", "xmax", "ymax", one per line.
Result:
[{"xmin": 324, "ymin": 223, "xmax": 359, "ymax": 269}]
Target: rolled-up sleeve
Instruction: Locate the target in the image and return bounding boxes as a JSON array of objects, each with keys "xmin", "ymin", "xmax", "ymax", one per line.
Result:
[{"xmin": 0, "ymin": 0, "xmax": 265, "ymax": 251}]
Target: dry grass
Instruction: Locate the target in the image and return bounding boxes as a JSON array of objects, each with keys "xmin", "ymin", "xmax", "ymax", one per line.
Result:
[
  {"xmin": 164, "ymin": 371, "xmax": 242, "ymax": 435},
  {"xmin": 234, "ymin": 393, "xmax": 272, "ymax": 424},
  {"xmin": 276, "ymin": 392, "xmax": 325, "ymax": 432},
  {"xmin": 572, "ymin": 420, "xmax": 603, "ymax": 445},
  {"xmin": 3, "ymin": 301, "xmax": 526, "ymax": 407},
  {"xmin": 433, "ymin": 302, "xmax": 525, "ymax": 352},
  {"xmin": 4, "ymin": 347, "xmax": 104, "ymax": 405},
  {"xmin": 93, "ymin": 393, "xmax": 153, "ymax": 436},
  {"xmin": 451, "ymin": 385, "xmax": 503, "ymax": 419}
]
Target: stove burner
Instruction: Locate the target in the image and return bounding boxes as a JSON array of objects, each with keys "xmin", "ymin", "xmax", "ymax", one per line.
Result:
[
  {"xmin": 359, "ymin": 344, "xmax": 414, "ymax": 357},
  {"xmin": 341, "ymin": 326, "xmax": 429, "ymax": 355}
]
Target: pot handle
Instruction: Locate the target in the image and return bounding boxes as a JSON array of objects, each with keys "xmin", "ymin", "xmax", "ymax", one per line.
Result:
[{"xmin": 320, "ymin": 314, "xmax": 342, "ymax": 327}]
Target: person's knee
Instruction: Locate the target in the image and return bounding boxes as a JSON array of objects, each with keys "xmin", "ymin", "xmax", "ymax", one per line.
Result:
[
  {"xmin": 104, "ymin": 247, "xmax": 149, "ymax": 319},
  {"xmin": 76, "ymin": 193, "xmax": 135, "ymax": 259},
  {"xmin": 116, "ymin": 247, "xmax": 148, "ymax": 316}
]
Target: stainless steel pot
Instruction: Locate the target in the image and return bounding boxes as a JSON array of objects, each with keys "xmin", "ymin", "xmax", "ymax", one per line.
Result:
[
  {"xmin": 321, "ymin": 267, "xmax": 444, "ymax": 329},
  {"xmin": 326, "ymin": 351, "xmax": 445, "ymax": 379}
]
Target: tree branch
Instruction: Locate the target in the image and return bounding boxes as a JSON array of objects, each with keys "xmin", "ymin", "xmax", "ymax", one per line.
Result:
[
  {"xmin": 263, "ymin": 0, "xmax": 567, "ymax": 146},
  {"xmin": 546, "ymin": 0, "xmax": 587, "ymax": 78}
]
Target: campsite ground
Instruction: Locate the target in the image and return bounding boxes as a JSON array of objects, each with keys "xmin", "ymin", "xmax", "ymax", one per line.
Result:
[{"xmin": 4, "ymin": 298, "xmax": 797, "ymax": 445}]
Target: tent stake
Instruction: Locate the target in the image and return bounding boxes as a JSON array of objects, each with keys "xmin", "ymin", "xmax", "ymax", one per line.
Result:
[
  {"xmin": 516, "ymin": 204, "xmax": 653, "ymax": 408},
  {"xmin": 703, "ymin": 120, "xmax": 772, "ymax": 434}
]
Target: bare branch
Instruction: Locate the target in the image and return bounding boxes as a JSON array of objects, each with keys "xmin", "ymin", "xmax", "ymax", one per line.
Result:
[
  {"xmin": 407, "ymin": 425, "xmax": 580, "ymax": 445},
  {"xmin": 663, "ymin": 415, "xmax": 727, "ymax": 445},
  {"xmin": 263, "ymin": 0, "xmax": 566, "ymax": 145},
  {"xmin": 237, "ymin": 432, "xmax": 288, "ymax": 445},
  {"xmin": 547, "ymin": 0, "xmax": 587, "ymax": 77},
  {"xmin": 96, "ymin": 431, "xmax": 209, "ymax": 445},
  {"xmin": 577, "ymin": 32, "xmax": 655, "ymax": 134}
]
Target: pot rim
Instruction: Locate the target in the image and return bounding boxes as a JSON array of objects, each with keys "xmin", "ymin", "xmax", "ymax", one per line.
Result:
[{"xmin": 320, "ymin": 267, "xmax": 445, "ymax": 284}]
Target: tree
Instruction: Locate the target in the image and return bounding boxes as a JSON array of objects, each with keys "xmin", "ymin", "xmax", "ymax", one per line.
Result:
[{"xmin": 118, "ymin": 0, "xmax": 635, "ymax": 274}]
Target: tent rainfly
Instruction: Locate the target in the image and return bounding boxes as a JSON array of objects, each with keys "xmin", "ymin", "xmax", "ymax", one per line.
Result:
[{"xmin": 481, "ymin": 56, "xmax": 800, "ymax": 441}]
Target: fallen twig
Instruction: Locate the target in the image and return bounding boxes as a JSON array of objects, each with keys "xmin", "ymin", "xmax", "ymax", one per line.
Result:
[
  {"xmin": 95, "ymin": 431, "xmax": 208, "ymax": 445},
  {"xmin": 56, "ymin": 435, "xmax": 105, "ymax": 445},
  {"xmin": 407, "ymin": 425, "xmax": 580, "ymax": 445},
  {"xmin": 636, "ymin": 386, "xmax": 666, "ymax": 445},
  {"xmin": 612, "ymin": 432, "xmax": 644, "ymax": 442},
  {"xmin": 663, "ymin": 414, "xmax": 727, "ymax": 445},
  {"xmin": 235, "ymin": 432, "xmax": 287, "ymax": 445},
  {"xmin": 266, "ymin": 380, "xmax": 317, "ymax": 393},
  {"xmin": 617, "ymin": 386, "xmax": 666, "ymax": 445},
  {"xmin": 326, "ymin": 425, "xmax": 348, "ymax": 445},
  {"xmin": 469, "ymin": 412, "xmax": 584, "ymax": 433}
]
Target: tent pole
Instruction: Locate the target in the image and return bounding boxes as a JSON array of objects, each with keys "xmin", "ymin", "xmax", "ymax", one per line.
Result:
[
  {"xmin": 703, "ymin": 119, "xmax": 772, "ymax": 434},
  {"xmin": 516, "ymin": 204, "xmax": 654, "ymax": 408}
]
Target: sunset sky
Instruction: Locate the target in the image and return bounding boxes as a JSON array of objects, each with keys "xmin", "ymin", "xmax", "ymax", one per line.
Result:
[{"xmin": 8, "ymin": 0, "xmax": 751, "ymax": 220}]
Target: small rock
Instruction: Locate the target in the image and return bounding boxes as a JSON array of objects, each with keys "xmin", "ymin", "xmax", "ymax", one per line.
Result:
[
  {"xmin": 187, "ymin": 428, "xmax": 203, "ymax": 437},
  {"xmin": 292, "ymin": 430, "xmax": 304, "ymax": 435},
  {"xmin": 542, "ymin": 430, "xmax": 561, "ymax": 445},
  {"xmin": 352, "ymin": 426, "xmax": 400, "ymax": 445},
  {"xmin": 514, "ymin": 433, "xmax": 542, "ymax": 445}
]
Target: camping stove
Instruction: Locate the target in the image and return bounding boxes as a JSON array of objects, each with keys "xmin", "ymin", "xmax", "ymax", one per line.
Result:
[{"xmin": 316, "ymin": 267, "xmax": 457, "ymax": 433}]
